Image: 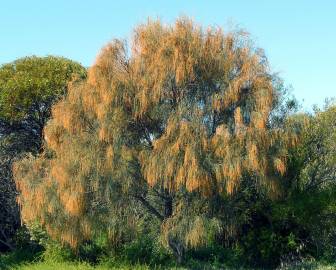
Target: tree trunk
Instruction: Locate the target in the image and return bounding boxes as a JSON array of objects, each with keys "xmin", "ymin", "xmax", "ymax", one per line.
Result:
[
  {"xmin": 164, "ymin": 195, "xmax": 173, "ymax": 218},
  {"xmin": 164, "ymin": 195, "xmax": 185, "ymax": 264},
  {"xmin": 168, "ymin": 237, "xmax": 185, "ymax": 264}
]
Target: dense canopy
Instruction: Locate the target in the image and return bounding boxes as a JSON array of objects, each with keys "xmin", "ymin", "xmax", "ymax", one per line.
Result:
[
  {"xmin": 14, "ymin": 18, "xmax": 296, "ymax": 261},
  {"xmin": 0, "ymin": 56, "xmax": 86, "ymax": 152}
]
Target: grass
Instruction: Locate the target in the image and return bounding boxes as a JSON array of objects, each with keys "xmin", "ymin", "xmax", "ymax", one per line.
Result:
[
  {"xmin": 8, "ymin": 261, "xmax": 151, "ymax": 270},
  {"xmin": 2, "ymin": 250, "xmax": 336, "ymax": 270},
  {"xmin": 2, "ymin": 261, "xmax": 336, "ymax": 270},
  {"xmin": 276, "ymin": 261, "xmax": 336, "ymax": 270}
]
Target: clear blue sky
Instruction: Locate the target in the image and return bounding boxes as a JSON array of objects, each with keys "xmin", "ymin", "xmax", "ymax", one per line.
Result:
[{"xmin": 1, "ymin": 0, "xmax": 335, "ymax": 109}]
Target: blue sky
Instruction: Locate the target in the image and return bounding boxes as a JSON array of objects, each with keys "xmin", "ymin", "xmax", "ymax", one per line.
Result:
[{"xmin": 1, "ymin": 0, "xmax": 335, "ymax": 109}]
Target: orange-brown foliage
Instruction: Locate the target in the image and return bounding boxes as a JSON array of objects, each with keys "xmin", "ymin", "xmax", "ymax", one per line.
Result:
[{"xmin": 13, "ymin": 17, "xmax": 295, "ymax": 249}]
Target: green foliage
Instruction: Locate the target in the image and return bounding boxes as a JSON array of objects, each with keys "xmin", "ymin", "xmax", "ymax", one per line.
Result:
[
  {"xmin": 9, "ymin": 261, "xmax": 152, "ymax": 270},
  {"xmin": 0, "ymin": 56, "xmax": 86, "ymax": 123},
  {"xmin": 291, "ymin": 104, "xmax": 336, "ymax": 192},
  {"xmin": 0, "ymin": 247, "xmax": 41, "ymax": 270},
  {"xmin": 240, "ymin": 221, "xmax": 304, "ymax": 267},
  {"xmin": 122, "ymin": 235, "xmax": 170, "ymax": 265},
  {"xmin": 41, "ymin": 242, "xmax": 74, "ymax": 264},
  {"xmin": 281, "ymin": 103, "xmax": 336, "ymax": 261}
]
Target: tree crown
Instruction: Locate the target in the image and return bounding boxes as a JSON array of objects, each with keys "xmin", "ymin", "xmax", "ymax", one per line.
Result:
[{"xmin": 14, "ymin": 18, "xmax": 295, "ymax": 250}]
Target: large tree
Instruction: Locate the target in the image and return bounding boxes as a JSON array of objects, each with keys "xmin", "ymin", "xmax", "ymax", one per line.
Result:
[
  {"xmin": 14, "ymin": 19, "xmax": 295, "ymax": 261},
  {"xmin": 0, "ymin": 56, "xmax": 86, "ymax": 251}
]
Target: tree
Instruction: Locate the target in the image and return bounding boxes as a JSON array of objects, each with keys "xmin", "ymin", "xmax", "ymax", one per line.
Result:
[
  {"xmin": 0, "ymin": 56, "xmax": 86, "ymax": 251},
  {"xmin": 280, "ymin": 103, "xmax": 336, "ymax": 259},
  {"xmin": 14, "ymin": 18, "xmax": 295, "ymax": 262},
  {"xmin": 292, "ymin": 103, "xmax": 336, "ymax": 191},
  {"xmin": 0, "ymin": 56, "xmax": 86, "ymax": 152}
]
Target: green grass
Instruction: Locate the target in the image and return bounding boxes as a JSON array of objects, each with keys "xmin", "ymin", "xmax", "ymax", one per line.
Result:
[
  {"xmin": 276, "ymin": 261, "xmax": 336, "ymax": 270},
  {"xmin": 8, "ymin": 261, "xmax": 150, "ymax": 270},
  {"xmin": 2, "ymin": 251, "xmax": 336, "ymax": 270},
  {"xmin": 4, "ymin": 261, "xmax": 336, "ymax": 270},
  {"xmin": 1, "ymin": 260, "xmax": 190, "ymax": 270}
]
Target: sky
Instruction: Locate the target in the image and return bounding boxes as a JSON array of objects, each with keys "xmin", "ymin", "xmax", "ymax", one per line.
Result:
[{"xmin": 1, "ymin": 0, "xmax": 335, "ymax": 109}]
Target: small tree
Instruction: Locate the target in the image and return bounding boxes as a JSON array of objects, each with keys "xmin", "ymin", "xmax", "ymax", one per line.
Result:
[{"xmin": 14, "ymin": 18, "xmax": 295, "ymax": 262}]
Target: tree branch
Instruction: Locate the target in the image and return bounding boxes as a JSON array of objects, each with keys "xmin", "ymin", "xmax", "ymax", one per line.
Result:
[
  {"xmin": 0, "ymin": 229, "xmax": 14, "ymax": 251},
  {"xmin": 0, "ymin": 238, "xmax": 14, "ymax": 251},
  {"xmin": 134, "ymin": 195, "xmax": 164, "ymax": 221}
]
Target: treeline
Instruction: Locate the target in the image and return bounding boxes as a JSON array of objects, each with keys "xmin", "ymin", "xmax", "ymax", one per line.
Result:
[{"xmin": 1, "ymin": 18, "xmax": 336, "ymax": 269}]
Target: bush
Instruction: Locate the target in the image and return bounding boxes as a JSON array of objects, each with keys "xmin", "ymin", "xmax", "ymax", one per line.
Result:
[
  {"xmin": 42, "ymin": 242, "xmax": 74, "ymax": 263},
  {"xmin": 123, "ymin": 235, "xmax": 171, "ymax": 265}
]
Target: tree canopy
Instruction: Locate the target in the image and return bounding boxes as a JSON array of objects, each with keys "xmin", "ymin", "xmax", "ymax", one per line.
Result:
[
  {"xmin": 14, "ymin": 18, "xmax": 296, "ymax": 261},
  {"xmin": 294, "ymin": 104, "xmax": 336, "ymax": 191},
  {"xmin": 0, "ymin": 56, "xmax": 86, "ymax": 152}
]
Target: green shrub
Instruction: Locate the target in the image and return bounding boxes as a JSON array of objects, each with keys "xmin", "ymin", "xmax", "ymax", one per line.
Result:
[
  {"xmin": 122, "ymin": 235, "xmax": 171, "ymax": 265},
  {"xmin": 41, "ymin": 241, "xmax": 74, "ymax": 263}
]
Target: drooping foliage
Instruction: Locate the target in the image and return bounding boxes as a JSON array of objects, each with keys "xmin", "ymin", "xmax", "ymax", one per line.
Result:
[{"xmin": 14, "ymin": 18, "xmax": 296, "ymax": 260}]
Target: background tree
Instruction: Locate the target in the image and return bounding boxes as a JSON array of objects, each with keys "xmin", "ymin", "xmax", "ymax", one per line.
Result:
[
  {"xmin": 282, "ymin": 103, "xmax": 336, "ymax": 260},
  {"xmin": 0, "ymin": 56, "xmax": 86, "ymax": 152},
  {"xmin": 292, "ymin": 103, "xmax": 336, "ymax": 191},
  {"xmin": 238, "ymin": 102, "xmax": 336, "ymax": 267},
  {"xmin": 14, "ymin": 19, "xmax": 295, "ymax": 263},
  {"xmin": 0, "ymin": 56, "xmax": 86, "ymax": 251}
]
